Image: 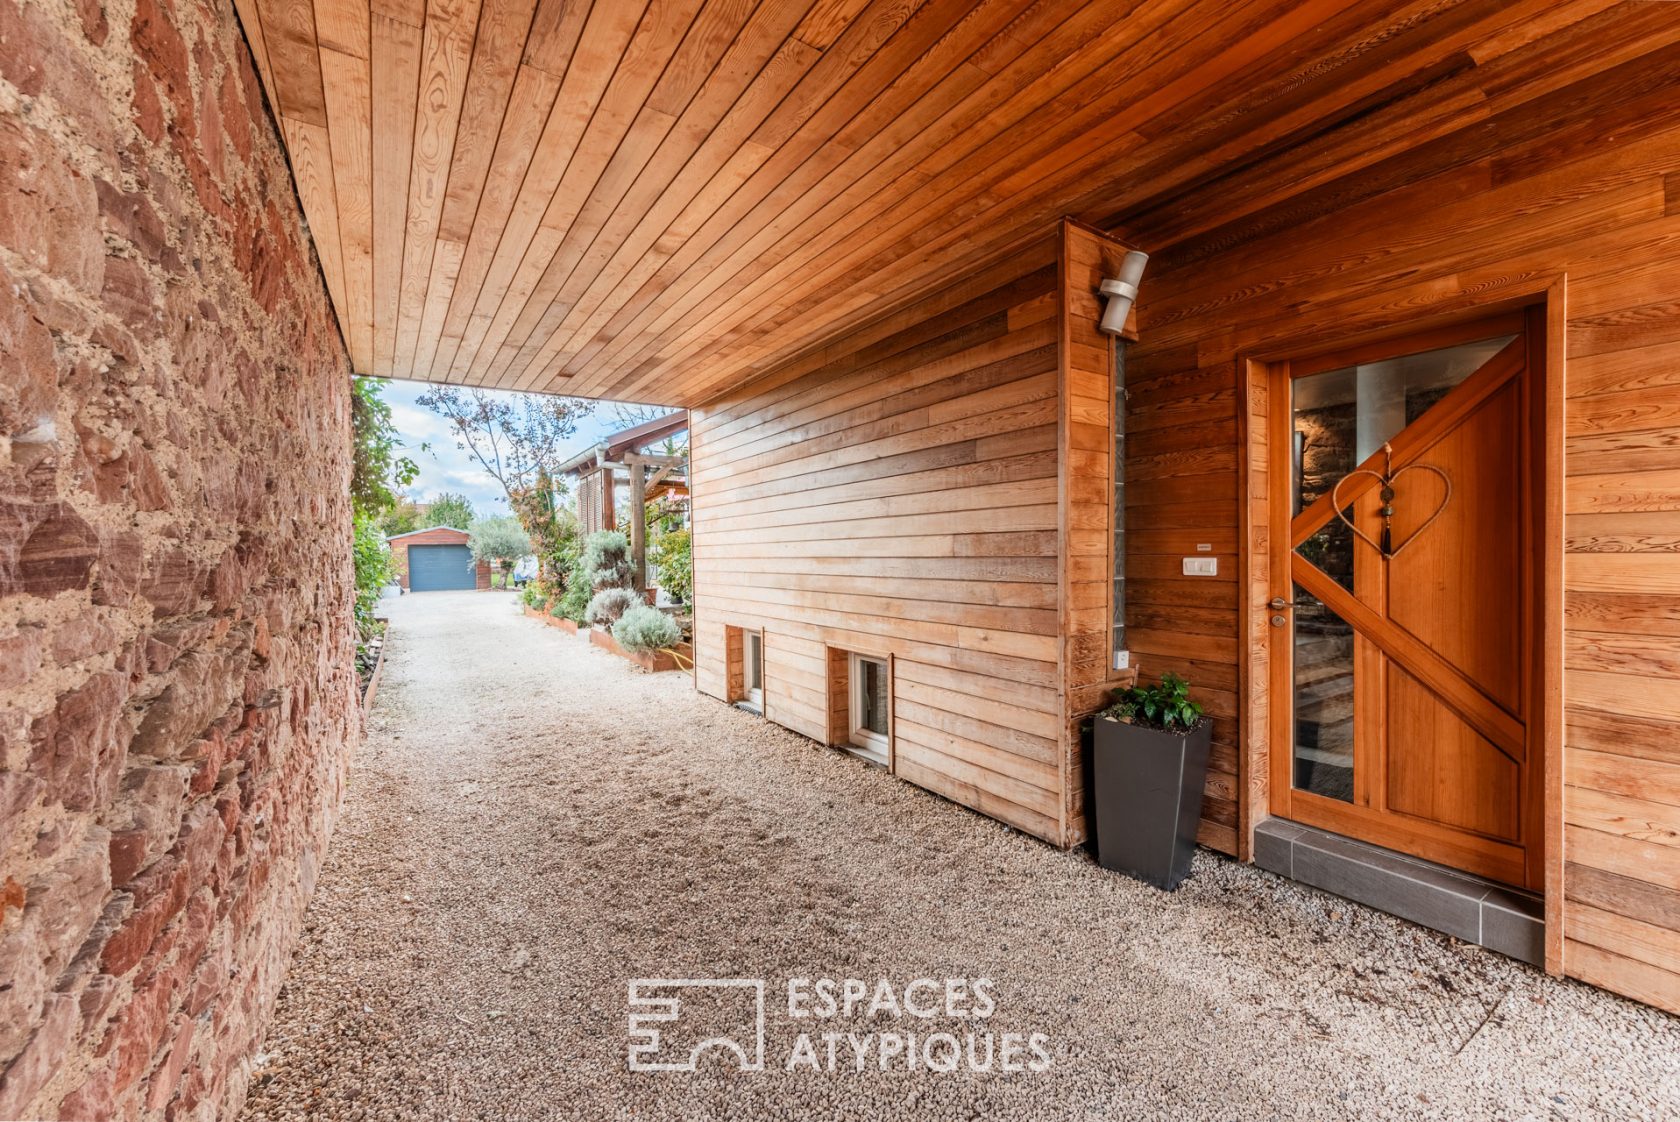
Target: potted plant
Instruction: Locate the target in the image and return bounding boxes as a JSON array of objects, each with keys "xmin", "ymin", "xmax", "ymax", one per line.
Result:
[{"xmin": 1091, "ymin": 672, "xmax": 1211, "ymax": 891}]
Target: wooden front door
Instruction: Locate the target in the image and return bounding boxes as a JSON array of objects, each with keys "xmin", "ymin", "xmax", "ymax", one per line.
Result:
[{"xmin": 1268, "ymin": 312, "xmax": 1545, "ymax": 890}]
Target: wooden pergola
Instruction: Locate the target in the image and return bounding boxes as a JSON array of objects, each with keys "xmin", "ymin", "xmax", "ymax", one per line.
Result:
[{"xmin": 560, "ymin": 411, "xmax": 688, "ymax": 592}]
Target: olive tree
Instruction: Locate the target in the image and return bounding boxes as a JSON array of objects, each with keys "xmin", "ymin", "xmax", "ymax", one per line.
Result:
[{"xmin": 466, "ymin": 516, "xmax": 531, "ymax": 589}]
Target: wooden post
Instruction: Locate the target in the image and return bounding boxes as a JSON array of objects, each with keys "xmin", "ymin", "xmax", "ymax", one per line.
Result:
[
  {"xmin": 629, "ymin": 459, "xmax": 646, "ymax": 592},
  {"xmin": 600, "ymin": 465, "xmax": 615, "ymax": 531}
]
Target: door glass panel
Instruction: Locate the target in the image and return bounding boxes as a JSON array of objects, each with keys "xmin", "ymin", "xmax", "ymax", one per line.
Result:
[
  {"xmin": 1292, "ymin": 581, "xmax": 1355, "ymax": 802},
  {"xmin": 1290, "ymin": 335, "xmax": 1514, "ymax": 591},
  {"xmin": 856, "ymin": 657, "xmax": 888, "ymax": 736},
  {"xmin": 746, "ymin": 633, "xmax": 763, "ymax": 692}
]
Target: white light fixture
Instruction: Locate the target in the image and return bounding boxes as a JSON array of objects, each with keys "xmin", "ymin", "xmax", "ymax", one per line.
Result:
[{"xmin": 1098, "ymin": 249, "xmax": 1149, "ymax": 336}]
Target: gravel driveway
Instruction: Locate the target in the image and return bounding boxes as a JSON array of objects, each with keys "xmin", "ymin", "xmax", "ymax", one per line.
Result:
[{"xmin": 240, "ymin": 591, "xmax": 1679, "ymax": 1122}]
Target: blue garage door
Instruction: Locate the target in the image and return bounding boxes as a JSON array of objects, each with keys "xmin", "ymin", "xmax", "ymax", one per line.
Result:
[{"xmin": 408, "ymin": 544, "xmax": 477, "ymax": 591}]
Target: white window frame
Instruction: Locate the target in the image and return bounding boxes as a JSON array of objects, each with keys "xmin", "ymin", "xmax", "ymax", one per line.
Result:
[
  {"xmin": 743, "ymin": 630, "xmax": 764, "ymax": 710},
  {"xmin": 847, "ymin": 652, "xmax": 890, "ymax": 764}
]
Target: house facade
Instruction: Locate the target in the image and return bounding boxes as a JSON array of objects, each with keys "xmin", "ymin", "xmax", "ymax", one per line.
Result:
[
  {"xmin": 8, "ymin": 5, "xmax": 1679, "ymax": 1115},
  {"xmin": 688, "ymin": 82, "xmax": 1680, "ymax": 1013}
]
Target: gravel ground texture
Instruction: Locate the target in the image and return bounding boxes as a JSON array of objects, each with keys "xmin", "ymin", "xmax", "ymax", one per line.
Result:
[{"xmin": 239, "ymin": 590, "xmax": 1680, "ymax": 1122}]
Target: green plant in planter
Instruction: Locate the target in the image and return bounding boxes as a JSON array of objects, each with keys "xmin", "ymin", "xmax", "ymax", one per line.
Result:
[
  {"xmin": 1098, "ymin": 672, "xmax": 1205, "ymax": 732},
  {"xmin": 580, "ymin": 530, "xmax": 633, "ymax": 591},
  {"xmin": 613, "ymin": 604, "xmax": 681, "ymax": 653},
  {"xmin": 586, "ymin": 587, "xmax": 640, "ymax": 626},
  {"xmin": 559, "ymin": 554, "xmax": 592, "ymax": 621}
]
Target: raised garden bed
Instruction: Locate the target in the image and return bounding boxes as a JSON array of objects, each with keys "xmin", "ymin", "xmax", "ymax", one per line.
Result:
[
  {"xmin": 523, "ymin": 605, "xmax": 579, "ymax": 633},
  {"xmin": 588, "ymin": 626, "xmax": 693, "ymax": 673}
]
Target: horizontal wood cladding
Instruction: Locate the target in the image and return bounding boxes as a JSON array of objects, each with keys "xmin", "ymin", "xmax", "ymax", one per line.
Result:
[
  {"xmin": 691, "ymin": 242, "xmax": 1072, "ymax": 844},
  {"xmin": 1118, "ymin": 24, "xmax": 1680, "ymax": 1011}
]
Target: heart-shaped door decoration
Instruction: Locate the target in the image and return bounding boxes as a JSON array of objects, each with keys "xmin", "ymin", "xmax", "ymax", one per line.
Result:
[{"xmin": 1328, "ymin": 444, "xmax": 1452, "ymax": 559}]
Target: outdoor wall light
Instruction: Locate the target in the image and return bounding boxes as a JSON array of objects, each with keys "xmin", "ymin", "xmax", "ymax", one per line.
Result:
[{"xmin": 1098, "ymin": 250, "xmax": 1149, "ymax": 335}]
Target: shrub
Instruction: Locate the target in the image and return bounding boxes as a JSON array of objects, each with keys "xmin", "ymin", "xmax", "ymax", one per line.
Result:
[
  {"xmin": 581, "ymin": 529, "xmax": 633, "ymax": 591},
  {"xmin": 1097, "ymin": 672, "xmax": 1205, "ymax": 733},
  {"xmin": 547, "ymin": 599, "xmax": 566, "ymax": 618},
  {"xmin": 613, "ymin": 604, "xmax": 681, "ymax": 653},
  {"xmin": 586, "ymin": 587, "xmax": 640, "ymax": 626},
  {"xmin": 559, "ymin": 554, "xmax": 592, "ymax": 621},
  {"xmin": 351, "ymin": 514, "xmax": 392, "ymax": 640},
  {"xmin": 650, "ymin": 527, "xmax": 691, "ymax": 604}
]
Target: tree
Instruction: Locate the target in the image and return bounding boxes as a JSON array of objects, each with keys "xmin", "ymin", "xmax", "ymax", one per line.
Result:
[
  {"xmin": 650, "ymin": 527, "xmax": 691, "ymax": 604},
  {"xmin": 466, "ymin": 516, "xmax": 531, "ymax": 589},
  {"xmin": 350, "ymin": 378, "xmax": 416, "ymax": 643},
  {"xmin": 351, "ymin": 377, "xmax": 418, "ymax": 516},
  {"xmin": 378, "ymin": 498, "xmax": 422, "ymax": 538},
  {"xmin": 428, "ymin": 492, "xmax": 475, "ymax": 530},
  {"xmin": 414, "ymin": 386, "xmax": 592, "ymax": 507}
]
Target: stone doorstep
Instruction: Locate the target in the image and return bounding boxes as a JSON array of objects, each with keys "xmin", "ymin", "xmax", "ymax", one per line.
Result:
[{"xmin": 1252, "ymin": 818, "xmax": 1545, "ymax": 966}]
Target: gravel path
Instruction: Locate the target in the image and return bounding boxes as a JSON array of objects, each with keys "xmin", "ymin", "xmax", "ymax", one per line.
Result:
[{"xmin": 240, "ymin": 591, "xmax": 1679, "ymax": 1122}]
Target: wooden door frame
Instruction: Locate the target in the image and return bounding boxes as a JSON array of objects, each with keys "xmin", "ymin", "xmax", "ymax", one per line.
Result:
[{"xmin": 1237, "ymin": 278, "xmax": 1566, "ymax": 974}]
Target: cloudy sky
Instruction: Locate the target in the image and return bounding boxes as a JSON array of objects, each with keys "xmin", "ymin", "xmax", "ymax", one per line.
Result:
[{"xmin": 379, "ymin": 380, "xmax": 671, "ymax": 519}]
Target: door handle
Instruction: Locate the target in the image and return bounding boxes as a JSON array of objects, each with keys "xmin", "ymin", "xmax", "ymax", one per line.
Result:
[{"xmin": 1268, "ymin": 596, "xmax": 1295, "ymax": 628}]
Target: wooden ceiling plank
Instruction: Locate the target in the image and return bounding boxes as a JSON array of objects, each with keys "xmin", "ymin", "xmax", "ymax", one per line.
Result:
[
  {"xmin": 485, "ymin": 0, "xmax": 769, "ymax": 385},
  {"xmin": 396, "ymin": 0, "xmax": 534, "ymax": 379},
  {"xmin": 412, "ymin": 62, "xmax": 561, "ymax": 377},
  {"xmin": 582, "ymin": 0, "xmax": 1222, "ymax": 398},
  {"xmin": 373, "ymin": 0, "xmax": 429, "ymax": 26},
  {"xmin": 453, "ymin": 0, "xmax": 704, "ymax": 382},
  {"xmin": 436, "ymin": 0, "xmax": 541, "ymax": 246},
  {"xmin": 498, "ymin": 4, "xmax": 822, "ymax": 392},
  {"xmin": 391, "ymin": 0, "xmax": 483, "ymax": 377},
  {"xmin": 523, "ymin": 0, "xmax": 592, "ymax": 76},
  {"xmin": 506, "ymin": 30, "xmax": 826, "ymax": 393},
  {"xmin": 371, "ymin": 12, "xmax": 423, "ymax": 376},
  {"xmin": 241, "ymin": 0, "xmax": 1680, "ymax": 403},
  {"xmin": 592, "ymin": 0, "xmax": 1135, "ymax": 398},
  {"xmin": 231, "ymin": 0, "xmax": 282, "ymax": 115},
  {"xmin": 608, "ymin": 0, "xmax": 1512, "ymax": 401},
  {"xmin": 414, "ymin": 237, "xmax": 467, "ymax": 379},
  {"xmin": 658, "ymin": 0, "xmax": 1572, "ymax": 398},
  {"xmin": 635, "ymin": 0, "xmax": 1411, "ymax": 398},
  {"xmin": 253, "ymin": 0, "xmax": 329, "ymax": 124},
  {"xmin": 544, "ymin": 0, "xmax": 924, "ymax": 384},
  {"xmin": 1141, "ymin": 24, "xmax": 1680, "ymax": 283},
  {"xmin": 320, "ymin": 44, "xmax": 376, "ymax": 371},
  {"xmin": 573, "ymin": 0, "xmax": 1202, "ymax": 395},
  {"xmin": 523, "ymin": 0, "xmax": 1049, "ymax": 395},
  {"xmin": 280, "ymin": 116, "xmax": 350, "ymax": 318},
  {"xmin": 316, "ymin": 0, "xmax": 371, "ymax": 57},
  {"xmin": 556, "ymin": 0, "xmax": 983, "ymax": 391},
  {"xmin": 430, "ymin": 0, "xmax": 650, "ymax": 379}
]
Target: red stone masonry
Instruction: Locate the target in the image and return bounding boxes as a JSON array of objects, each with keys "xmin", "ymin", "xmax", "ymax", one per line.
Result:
[
  {"xmin": 386, "ymin": 526, "xmax": 492, "ymax": 591},
  {"xmin": 0, "ymin": 0, "xmax": 359, "ymax": 1117}
]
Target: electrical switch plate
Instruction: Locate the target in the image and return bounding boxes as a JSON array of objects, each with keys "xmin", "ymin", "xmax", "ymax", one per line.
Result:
[{"xmin": 1182, "ymin": 557, "xmax": 1218, "ymax": 576}]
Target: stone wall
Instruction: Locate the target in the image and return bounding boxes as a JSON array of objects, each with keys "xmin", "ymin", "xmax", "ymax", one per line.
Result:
[{"xmin": 0, "ymin": 0, "xmax": 358, "ymax": 1116}]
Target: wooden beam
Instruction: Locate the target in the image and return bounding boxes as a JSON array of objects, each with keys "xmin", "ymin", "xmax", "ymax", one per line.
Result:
[{"xmin": 630, "ymin": 459, "xmax": 647, "ymax": 592}]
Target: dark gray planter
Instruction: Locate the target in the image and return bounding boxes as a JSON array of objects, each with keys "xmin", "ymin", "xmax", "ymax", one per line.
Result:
[{"xmin": 1092, "ymin": 717, "xmax": 1213, "ymax": 890}]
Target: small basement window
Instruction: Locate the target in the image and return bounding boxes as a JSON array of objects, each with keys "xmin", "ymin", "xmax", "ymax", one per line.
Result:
[{"xmin": 847, "ymin": 652, "xmax": 890, "ymax": 765}]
